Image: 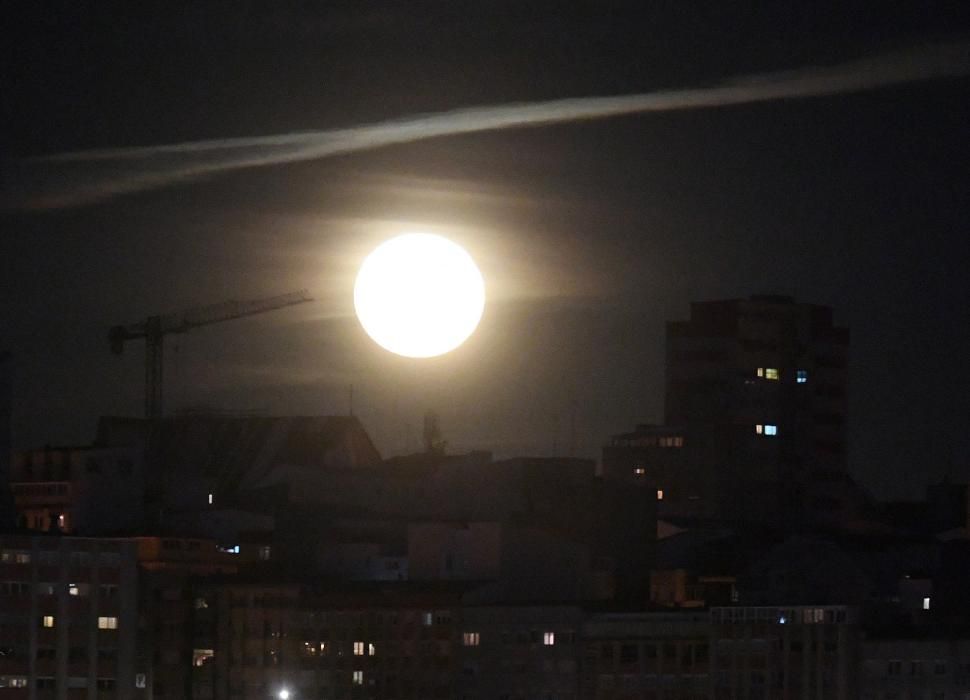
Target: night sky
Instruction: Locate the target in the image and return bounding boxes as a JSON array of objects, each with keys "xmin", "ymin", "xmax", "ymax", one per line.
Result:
[{"xmin": 2, "ymin": 2, "xmax": 969, "ymax": 499}]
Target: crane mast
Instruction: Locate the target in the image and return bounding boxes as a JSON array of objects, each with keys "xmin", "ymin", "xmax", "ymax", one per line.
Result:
[{"xmin": 109, "ymin": 290, "xmax": 312, "ymax": 419}]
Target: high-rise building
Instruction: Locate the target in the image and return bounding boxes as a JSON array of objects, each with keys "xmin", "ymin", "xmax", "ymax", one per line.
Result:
[{"xmin": 604, "ymin": 295, "xmax": 849, "ymax": 525}]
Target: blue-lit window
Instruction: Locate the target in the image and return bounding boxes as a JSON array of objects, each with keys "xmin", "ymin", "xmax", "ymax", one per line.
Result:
[
  {"xmin": 765, "ymin": 425, "xmax": 778, "ymax": 436},
  {"xmin": 796, "ymin": 370, "xmax": 808, "ymax": 384}
]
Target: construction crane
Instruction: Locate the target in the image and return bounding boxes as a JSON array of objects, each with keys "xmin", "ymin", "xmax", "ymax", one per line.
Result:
[{"xmin": 109, "ymin": 290, "xmax": 313, "ymax": 420}]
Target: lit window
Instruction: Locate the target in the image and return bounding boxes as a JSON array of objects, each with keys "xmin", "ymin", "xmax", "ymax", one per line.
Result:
[
  {"xmin": 368, "ymin": 643, "xmax": 376, "ymax": 656},
  {"xmin": 463, "ymin": 632, "xmax": 480, "ymax": 647},
  {"xmin": 923, "ymin": 597, "xmax": 931, "ymax": 610},
  {"xmin": 57, "ymin": 514, "xmax": 67, "ymax": 529},
  {"xmin": 135, "ymin": 674, "xmax": 146, "ymax": 689},
  {"xmin": 352, "ymin": 671, "xmax": 363, "ymax": 686},
  {"xmin": 765, "ymin": 368, "xmax": 779, "ymax": 380},
  {"xmin": 353, "ymin": 642, "xmax": 365, "ymax": 656},
  {"xmin": 42, "ymin": 615, "xmax": 55, "ymax": 628},
  {"xmin": 192, "ymin": 649, "xmax": 214, "ymax": 666},
  {"xmin": 68, "ymin": 584, "xmax": 80, "ymax": 596},
  {"xmin": 217, "ymin": 545, "xmax": 240, "ymax": 555},
  {"xmin": 656, "ymin": 489, "xmax": 664, "ymax": 501},
  {"xmin": 207, "ymin": 493, "xmax": 213, "ymax": 505},
  {"xmin": 543, "ymin": 631, "xmax": 555, "ymax": 646},
  {"xmin": 633, "ymin": 467, "xmax": 645, "ymax": 477},
  {"xmin": 97, "ymin": 616, "xmax": 118, "ymax": 630},
  {"xmin": 194, "ymin": 597, "xmax": 209, "ymax": 609},
  {"xmin": 765, "ymin": 425, "xmax": 778, "ymax": 436},
  {"xmin": 421, "ymin": 612, "xmax": 433, "ymax": 626},
  {"xmin": 757, "ymin": 368, "xmax": 764, "ymax": 377},
  {"xmin": 756, "ymin": 424, "xmax": 763, "ymax": 434},
  {"xmin": 15, "ymin": 552, "xmax": 30, "ymax": 564},
  {"xmin": 796, "ymin": 370, "xmax": 808, "ymax": 383},
  {"xmin": 259, "ymin": 546, "xmax": 272, "ymax": 561},
  {"xmin": 10, "ymin": 678, "xmax": 28, "ymax": 688}
]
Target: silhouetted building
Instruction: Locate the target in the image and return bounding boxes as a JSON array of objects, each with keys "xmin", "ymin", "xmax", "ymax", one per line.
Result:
[
  {"xmin": 604, "ymin": 295, "xmax": 850, "ymax": 527},
  {"xmin": 9, "ymin": 445, "xmax": 144, "ymax": 534},
  {"xmin": 927, "ymin": 480, "xmax": 970, "ymax": 535}
]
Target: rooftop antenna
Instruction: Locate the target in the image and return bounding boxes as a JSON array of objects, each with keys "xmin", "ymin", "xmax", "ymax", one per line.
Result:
[
  {"xmin": 551, "ymin": 412, "xmax": 560, "ymax": 457},
  {"xmin": 568, "ymin": 397, "xmax": 577, "ymax": 457}
]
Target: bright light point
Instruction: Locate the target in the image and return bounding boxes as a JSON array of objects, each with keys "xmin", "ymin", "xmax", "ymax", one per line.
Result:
[
  {"xmin": 278, "ymin": 690, "xmax": 290, "ymax": 700},
  {"xmin": 354, "ymin": 233, "xmax": 485, "ymax": 358}
]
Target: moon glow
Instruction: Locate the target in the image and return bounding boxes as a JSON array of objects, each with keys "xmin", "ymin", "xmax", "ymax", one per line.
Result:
[{"xmin": 354, "ymin": 233, "xmax": 486, "ymax": 358}]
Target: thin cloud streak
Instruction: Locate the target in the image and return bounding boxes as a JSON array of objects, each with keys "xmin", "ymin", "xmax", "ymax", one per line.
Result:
[{"xmin": 9, "ymin": 41, "xmax": 968, "ymax": 210}]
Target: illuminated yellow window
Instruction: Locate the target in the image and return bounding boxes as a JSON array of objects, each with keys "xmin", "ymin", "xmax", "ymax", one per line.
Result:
[
  {"xmin": 353, "ymin": 641, "xmax": 365, "ymax": 656},
  {"xmin": 756, "ymin": 424, "xmax": 764, "ymax": 434},
  {"xmin": 657, "ymin": 490, "xmax": 664, "ymax": 501},
  {"xmin": 765, "ymin": 368, "xmax": 779, "ymax": 380},
  {"xmin": 463, "ymin": 632, "xmax": 480, "ymax": 646},
  {"xmin": 543, "ymin": 631, "xmax": 555, "ymax": 646},
  {"xmin": 42, "ymin": 615, "xmax": 55, "ymax": 628},
  {"xmin": 97, "ymin": 616, "xmax": 118, "ymax": 630},
  {"xmin": 352, "ymin": 671, "xmax": 363, "ymax": 686},
  {"xmin": 368, "ymin": 643, "xmax": 375, "ymax": 656},
  {"xmin": 757, "ymin": 368, "xmax": 764, "ymax": 377}
]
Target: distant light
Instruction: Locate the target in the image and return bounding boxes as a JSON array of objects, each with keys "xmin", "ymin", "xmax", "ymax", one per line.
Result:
[
  {"xmin": 765, "ymin": 425, "xmax": 778, "ymax": 436},
  {"xmin": 796, "ymin": 369, "xmax": 808, "ymax": 383},
  {"xmin": 207, "ymin": 493, "xmax": 213, "ymax": 505},
  {"xmin": 657, "ymin": 489, "xmax": 664, "ymax": 501},
  {"xmin": 779, "ymin": 615, "xmax": 786, "ymax": 624},
  {"xmin": 278, "ymin": 690, "xmax": 290, "ymax": 700},
  {"xmin": 923, "ymin": 597, "xmax": 931, "ymax": 610}
]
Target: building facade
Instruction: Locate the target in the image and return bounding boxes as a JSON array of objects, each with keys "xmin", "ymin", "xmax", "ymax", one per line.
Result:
[
  {"xmin": 604, "ymin": 295, "xmax": 849, "ymax": 527},
  {"xmin": 709, "ymin": 605, "xmax": 860, "ymax": 700},
  {"xmin": 582, "ymin": 611, "xmax": 710, "ymax": 700},
  {"xmin": 0, "ymin": 535, "xmax": 143, "ymax": 700}
]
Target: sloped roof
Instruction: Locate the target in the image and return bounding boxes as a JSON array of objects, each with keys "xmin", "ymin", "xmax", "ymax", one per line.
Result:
[{"xmin": 96, "ymin": 414, "xmax": 382, "ymax": 491}]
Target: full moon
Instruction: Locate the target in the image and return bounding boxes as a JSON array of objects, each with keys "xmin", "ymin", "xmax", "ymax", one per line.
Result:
[{"xmin": 354, "ymin": 233, "xmax": 486, "ymax": 358}]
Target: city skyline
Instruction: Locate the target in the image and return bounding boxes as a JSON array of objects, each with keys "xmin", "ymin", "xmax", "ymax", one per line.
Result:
[{"xmin": 3, "ymin": 3, "xmax": 969, "ymax": 503}]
